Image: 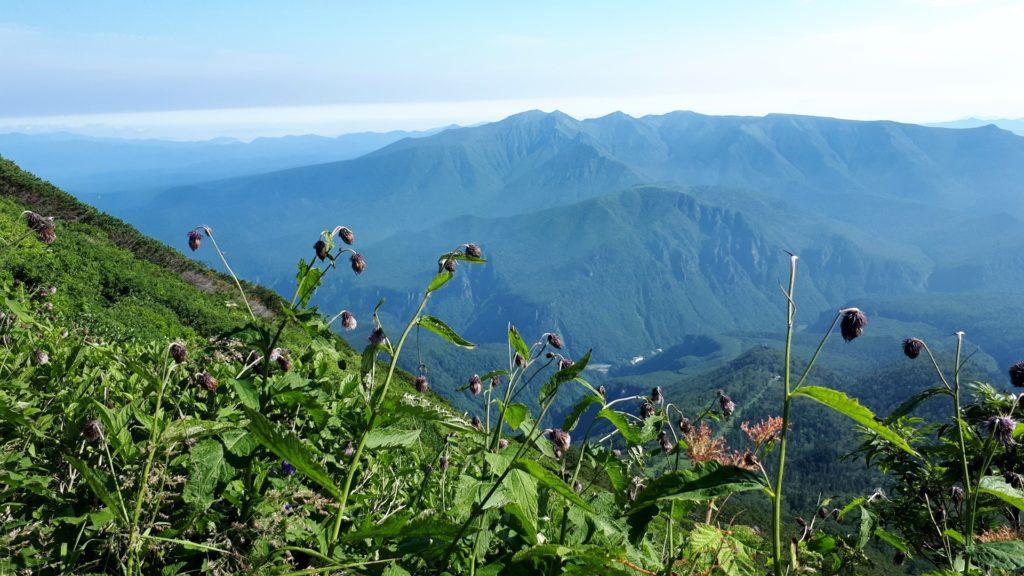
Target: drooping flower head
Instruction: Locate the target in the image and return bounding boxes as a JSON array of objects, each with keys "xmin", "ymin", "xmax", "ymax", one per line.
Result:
[
  {"xmin": 281, "ymin": 460, "xmax": 296, "ymax": 476},
  {"xmin": 314, "ymin": 239, "xmax": 329, "ymax": 261},
  {"xmin": 414, "ymin": 375, "xmax": 429, "ymax": 393},
  {"xmin": 25, "ymin": 212, "xmax": 56, "ymax": 244},
  {"xmin": 718, "ymin": 390, "xmax": 736, "ymax": 418},
  {"xmin": 546, "ymin": 333, "xmax": 564, "ymax": 350},
  {"xmin": 464, "ymin": 243, "xmax": 483, "ymax": 259},
  {"xmin": 187, "ymin": 228, "xmax": 203, "ymax": 251},
  {"xmin": 559, "ymin": 357, "xmax": 574, "ymax": 371},
  {"xmin": 350, "ymin": 252, "xmax": 366, "ymax": 274},
  {"xmin": 658, "ymin": 430, "xmax": 673, "ymax": 453},
  {"xmin": 33, "ymin": 349, "xmax": 49, "ymax": 365},
  {"xmin": 640, "ymin": 402, "xmax": 655, "ymax": 419},
  {"xmin": 903, "ymin": 338, "xmax": 924, "ymax": 360},
  {"xmin": 196, "ymin": 372, "xmax": 219, "ymax": 392},
  {"xmin": 840, "ymin": 308, "xmax": 868, "ymax": 342},
  {"xmin": 986, "ymin": 415, "xmax": 1017, "ymax": 445},
  {"xmin": 468, "ymin": 374, "xmax": 482, "ymax": 395},
  {"xmin": 335, "ymin": 226, "xmax": 355, "ymax": 245},
  {"xmin": 651, "ymin": 386, "xmax": 663, "ymax": 404},
  {"xmin": 82, "ymin": 419, "xmax": 104, "ymax": 442},
  {"xmin": 368, "ymin": 327, "xmax": 386, "ymax": 346},
  {"xmin": 1009, "ymin": 361, "xmax": 1024, "ymax": 388},
  {"xmin": 340, "ymin": 310, "xmax": 357, "ymax": 331},
  {"xmin": 170, "ymin": 342, "xmax": 187, "ymax": 364},
  {"xmin": 548, "ymin": 428, "xmax": 571, "ymax": 453}
]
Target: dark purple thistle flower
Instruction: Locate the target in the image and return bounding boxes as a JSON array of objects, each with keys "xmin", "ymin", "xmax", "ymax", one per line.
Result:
[
  {"xmin": 490, "ymin": 375, "xmax": 501, "ymax": 389},
  {"xmin": 546, "ymin": 333, "xmax": 564, "ymax": 350},
  {"xmin": 276, "ymin": 354, "xmax": 292, "ymax": 372},
  {"xmin": 718, "ymin": 390, "xmax": 735, "ymax": 418},
  {"xmin": 658, "ymin": 431, "xmax": 673, "ymax": 454},
  {"xmin": 651, "ymin": 386, "xmax": 663, "ymax": 404},
  {"xmin": 498, "ymin": 438, "xmax": 509, "ymax": 449},
  {"xmin": 951, "ymin": 485, "xmax": 965, "ymax": 505},
  {"xmin": 598, "ymin": 385, "xmax": 606, "ymax": 398},
  {"xmin": 678, "ymin": 417, "xmax": 693, "ymax": 435},
  {"xmin": 170, "ymin": 342, "xmax": 187, "ymax": 364},
  {"xmin": 313, "ymin": 239, "xmax": 329, "ymax": 261},
  {"xmin": 414, "ymin": 375, "xmax": 429, "ymax": 393},
  {"xmin": 350, "ymin": 252, "xmax": 366, "ymax": 274},
  {"xmin": 817, "ymin": 507, "xmax": 828, "ymax": 519},
  {"xmin": 640, "ymin": 402, "xmax": 655, "ymax": 419},
  {"xmin": 439, "ymin": 455, "xmax": 449, "ymax": 472},
  {"xmin": 25, "ymin": 212, "xmax": 56, "ymax": 244},
  {"xmin": 986, "ymin": 415, "xmax": 1017, "ymax": 445},
  {"xmin": 548, "ymin": 428, "xmax": 571, "ymax": 453},
  {"xmin": 443, "ymin": 258, "xmax": 457, "ymax": 273},
  {"xmin": 903, "ymin": 338, "xmax": 924, "ymax": 360},
  {"xmin": 839, "ymin": 308, "xmax": 868, "ymax": 342},
  {"xmin": 340, "ymin": 310, "xmax": 357, "ymax": 331},
  {"xmin": 281, "ymin": 460, "xmax": 296, "ymax": 476},
  {"xmin": 368, "ymin": 327, "xmax": 386, "ymax": 345},
  {"xmin": 464, "ymin": 243, "xmax": 483, "ymax": 259},
  {"xmin": 187, "ymin": 229, "xmax": 203, "ymax": 251},
  {"xmin": 336, "ymin": 226, "xmax": 355, "ymax": 245},
  {"xmin": 514, "ymin": 353, "xmax": 526, "ymax": 368},
  {"xmin": 82, "ymin": 419, "xmax": 103, "ymax": 442},
  {"xmin": 469, "ymin": 374, "xmax": 482, "ymax": 395},
  {"xmin": 1009, "ymin": 361, "xmax": 1024, "ymax": 388},
  {"xmin": 196, "ymin": 372, "xmax": 219, "ymax": 392},
  {"xmin": 471, "ymin": 415, "xmax": 482, "ymax": 430},
  {"xmin": 342, "ymin": 443, "xmax": 355, "ymax": 458},
  {"xmin": 559, "ymin": 357, "xmax": 574, "ymax": 371}
]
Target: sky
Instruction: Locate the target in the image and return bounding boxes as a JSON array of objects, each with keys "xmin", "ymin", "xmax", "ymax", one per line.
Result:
[{"xmin": 1, "ymin": 0, "xmax": 1023, "ymax": 140}]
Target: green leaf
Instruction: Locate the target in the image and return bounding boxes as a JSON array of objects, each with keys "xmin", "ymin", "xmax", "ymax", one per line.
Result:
[
  {"xmin": 183, "ymin": 440, "xmax": 226, "ymax": 511},
  {"xmin": 596, "ymin": 409, "xmax": 642, "ymax": 445},
  {"xmin": 975, "ymin": 540, "xmax": 1024, "ymax": 569},
  {"xmin": 162, "ymin": 418, "xmax": 237, "ymax": 444},
  {"xmin": 503, "ymin": 403, "xmax": 529, "ymax": 430},
  {"xmin": 563, "ymin": 394, "xmax": 602, "ymax": 432},
  {"xmin": 364, "ymin": 428, "xmax": 421, "ymax": 449},
  {"xmin": 539, "ymin": 350, "xmax": 591, "ymax": 402},
  {"xmin": 427, "ymin": 271, "xmax": 454, "ymax": 293},
  {"xmin": 792, "ymin": 386, "xmax": 918, "ymax": 457},
  {"xmin": 65, "ymin": 456, "xmax": 126, "ymax": 523},
  {"xmin": 220, "ymin": 428, "xmax": 257, "ymax": 456},
  {"xmin": 978, "ymin": 475, "xmax": 1024, "ymax": 511},
  {"xmin": 942, "ymin": 528, "xmax": 966, "ymax": 545},
  {"xmin": 343, "ymin": 511, "xmax": 459, "ymax": 542},
  {"xmin": 228, "ymin": 378, "xmax": 260, "ymax": 411},
  {"xmin": 874, "ymin": 527, "xmax": 910, "ymax": 554},
  {"xmin": 418, "ymin": 315, "xmax": 475, "ymax": 349},
  {"xmin": 242, "ymin": 406, "xmax": 342, "ymax": 500},
  {"xmin": 629, "ymin": 462, "xmax": 765, "ymax": 512},
  {"xmin": 511, "ymin": 460, "xmax": 594, "ymax": 513},
  {"xmin": 295, "ymin": 260, "xmax": 324, "ymax": 308},
  {"xmin": 508, "ymin": 325, "xmax": 531, "ymax": 363},
  {"xmin": 857, "ymin": 506, "xmax": 875, "ymax": 549},
  {"xmin": 885, "ymin": 387, "xmax": 948, "ymax": 423},
  {"xmin": 381, "ymin": 564, "xmax": 412, "ymax": 576}
]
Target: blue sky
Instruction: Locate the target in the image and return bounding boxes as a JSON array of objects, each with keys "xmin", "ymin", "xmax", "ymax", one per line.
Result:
[{"xmin": 2, "ymin": 0, "xmax": 1022, "ymax": 139}]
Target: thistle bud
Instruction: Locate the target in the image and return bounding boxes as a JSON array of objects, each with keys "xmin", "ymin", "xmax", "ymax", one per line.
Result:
[
  {"xmin": 187, "ymin": 229, "xmax": 203, "ymax": 251},
  {"xmin": 281, "ymin": 460, "xmax": 296, "ymax": 476},
  {"xmin": 546, "ymin": 333, "xmax": 563, "ymax": 350},
  {"xmin": 350, "ymin": 252, "xmax": 366, "ymax": 274},
  {"xmin": 490, "ymin": 375, "xmax": 500, "ymax": 388},
  {"xmin": 340, "ymin": 310, "xmax": 357, "ymax": 331},
  {"xmin": 986, "ymin": 415, "xmax": 1016, "ymax": 445},
  {"xmin": 951, "ymin": 486, "xmax": 965, "ymax": 505},
  {"xmin": 559, "ymin": 357, "xmax": 574, "ymax": 371},
  {"xmin": 276, "ymin": 354, "xmax": 292, "ymax": 372},
  {"xmin": 514, "ymin": 353, "xmax": 526, "ymax": 368},
  {"xmin": 471, "ymin": 415, "xmax": 482, "ymax": 430},
  {"xmin": 368, "ymin": 327, "xmax": 386, "ymax": 345},
  {"xmin": 817, "ymin": 507, "xmax": 828, "ymax": 519},
  {"xmin": 1009, "ymin": 360, "xmax": 1024, "ymax": 388},
  {"xmin": 640, "ymin": 402, "xmax": 655, "ymax": 419},
  {"xmin": 414, "ymin": 375, "xmax": 429, "ymax": 393},
  {"xmin": 651, "ymin": 386, "xmax": 663, "ymax": 404},
  {"xmin": 82, "ymin": 419, "xmax": 104, "ymax": 442},
  {"xmin": 313, "ymin": 239, "xmax": 328, "ymax": 261},
  {"xmin": 465, "ymin": 243, "xmax": 483, "ymax": 259},
  {"xmin": 25, "ymin": 212, "xmax": 56, "ymax": 244},
  {"xmin": 33, "ymin": 349, "xmax": 49, "ymax": 365},
  {"xmin": 678, "ymin": 417, "xmax": 693, "ymax": 435},
  {"xmin": 170, "ymin": 342, "xmax": 187, "ymax": 364},
  {"xmin": 548, "ymin": 428, "xmax": 571, "ymax": 453},
  {"xmin": 439, "ymin": 455, "xmax": 449, "ymax": 472},
  {"xmin": 443, "ymin": 258, "xmax": 457, "ymax": 272},
  {"xmin": 796, "ymin": 516, "xmax": 807, "ymax": 528},
  {"xmin": 343, "ymin": 442, "xmax": 355, "ymax": 458},
  {"xmin": 336, "ymin": 226, "xmax": 355, "ymax": 245},
  {"xmin": 469, "ymin": 374, "xmax": 482, "ymax": 395},
  {"xmin": 839, "ymin": 308, "xmax": 868, "ymax": 342},
  {"xmin": 718, "ymin": 390, "xmax": 735, "ymax": 418},
  {"xmin": 658, "ymin": 431, "xmax": 673, "ymax": 453},
  {"xmin": 196, "ymin": 372, "xmax": 219, "ymax": 392},
  {"xmin": 903, "ymin": 338, "xmax": 924, "ymax": 360},
  {"xmin": 598, "ymin": 385, "xmax": 606, "ymax": 398},
  {"xmin": 546, "ymin": 352, "xmax": 555, "ymax": 359},
  {"xmin": 498, "ymin": 438, "xmax": 509, "ymax": 449}
]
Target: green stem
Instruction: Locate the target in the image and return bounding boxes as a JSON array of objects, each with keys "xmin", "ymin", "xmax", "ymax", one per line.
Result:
[
  {"xmin": 772, "ymin": 254, "xmax": 798, "ymax": 576},
  {"xmin": 202, "ymin": 227, "xmax": 256, "ymax": 323},
  {"xmin": 949, "ymin": 333, "xmax": 976, "ymax": 576}
]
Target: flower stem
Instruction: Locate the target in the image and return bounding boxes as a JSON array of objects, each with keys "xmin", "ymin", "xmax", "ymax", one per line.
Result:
[{"xmin": 772, "ymin": 254, "xmax": 798, "ymax": 576}]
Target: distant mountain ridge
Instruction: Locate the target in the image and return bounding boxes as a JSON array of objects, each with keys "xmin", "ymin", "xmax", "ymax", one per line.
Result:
[{"xmin": 927, "ymin": 117, "xmax": 1024, "ymax": 135}]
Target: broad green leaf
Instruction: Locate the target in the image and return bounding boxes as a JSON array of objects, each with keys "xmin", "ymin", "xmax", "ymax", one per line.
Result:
[
  {"xmin": 874, "ymin": 527, "xmax": 910, "ymax": 554},
  {"xmin": 242, "ymin": 406, "xmax": 342, "ymax": 500},
  {"xmin": 382, "ymin": 564, "xmax": 412, "ymax": 576},
  {"xmin": 220, "ymin": 428, "xmax": 256, "ymax": 456},
  {"xmin": 975, "ymin": 540, "xmax": 1024, "ymax": 569},
  {"xmin": 503, "ymin": 502, "xmax": 538, "ymax": 545},
  {"xmin": 596, "ymin": 409, "xmax": 642, "ymax": 445},
  {"xmin": 228, "ymin": 378, "xmax": 259, "ymax": 411},
  {"xmin": 66, "ymin": 456, "xmax": 126, "ymax": 523},
  {"xmin": 295, "ymin": 260, "xmax": 324, "ymax": 308},
  {"xmin": 503, "ymin": 469, "xmax": 539, "ymax": 526},
  {"xmin": 426, "ymin": 271, "xmax": 453, "ymax": 293},
  {"xmin": 792, "ymin": 386, "xmax": 918, "ymax": 457},
  {"xmin": 343, "ymin": 511, "xmax": 460, "ymax": 541},
  {"xmin": 503, "ymin": 403, "xmax": 529, "ymax": 430},
  {"xmin": 978, "ymin": 475, "xmax": 1024, "ymax": 511},
  {"xmin": 629, "ymin": 462, "xmax": 765, "ymax": 513},
  {"xmin": 508, "ymin": 325, "xmax": 531, "ymax": 363},
  {"xmin": 418, "ymin": 315, "xmax": 475, "ymax": 349},
  {"xmin": 837, "ymin": 497, "xmax": 865, "ymax": 520},
  {"xmin": 539, "ymin": 350, "xmax": 591, "ymax": 402},
  {"xmin": 563, "ymin": 394, "xmax": 602, "ymax": 432},
  {"xmin": 511, "ymin": 460, "xmax": 594, "ymax": 513},
  {"xmin": 162, "ymin": 418, "xmax": 236, "ymax": 443},
  {"xmin": 942, "ymin": 528, "xmax": 966, "ymax": 545},
  {"xmin": 885, "ymin": 386, "xmax": 948, "ymax": 423},
  {"xmin": 857, "ymin": 506, "xmax": 875, "ymax": 549},
  {"xmin": 183, "ymin": 440, "xmax": 226, "ymax": 511},
  {"xmin": 364, "ymin": 428, "xmax": 421, "ymax": 449}
]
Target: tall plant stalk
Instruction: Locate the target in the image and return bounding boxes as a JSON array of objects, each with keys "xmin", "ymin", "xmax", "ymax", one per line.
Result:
[{"xmin": 771, "ymin": 253, "xmax": 798, "ymax": 576}]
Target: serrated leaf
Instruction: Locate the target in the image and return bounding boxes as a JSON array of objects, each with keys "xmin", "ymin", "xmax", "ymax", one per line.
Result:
[
  {"xmin": 503, "ymin": 403, "xmax": 529, "ymax": 430},
  {"xmin": 183, "ymin": 440, "xmax": 226, "ymax": 511},
  {"xmin": 228, "ymin": 378, "xmax": 260, "ymax": 411},
  {"xmin": 511, "ymin": 460, "xmax": 594, "ymax": 513},
  {"xmin": 978, "ymin": 475, "xmax": 1024, "ymax": 511},
  {"xmin": 242, "ymin": 406, "xmax": 341, "ymax": 500},
  {"xmin": 65, "ymin": 456, "xmax": 126, "ymax": 523},
  {"xmin": 427, "ymin": 271, "xmax": 453, "ymax": 293},
  {"xmin": 162, "ymin": 418, "xmax": 237, "ymax": 443},
  {"xmin": 418, "ymin": 315, "xmax": 475, "ymax": 349},
  {"xmin": 563, "ymin": 394, "xmax": 602, "ymax": 432},
  {"xmin": 508, "ymin": 325, "xmax": 531, "ymax": 363},
  {"xmin": 596, "ymin": 409, "xmax": 642, "ymax": 445},
  {"xmin": 874, "ymin": 527, "xmax": 910, "ymax": 554},
  {"xmin": 975, "ymin": 540, "xmax": 1024, "ymax": 569},
  {"xmin": 793, "ymin": 386, "xmax": 918, "ymax": 457},
  {"xmin": 629, "ymin": 462, "xmax": 765, "ymax": 512},
  {"xmin": 364, "ymin": 428, "xmax": 420, "ymax": 449},
  {"xmin": 539, "ymin": 350, "xmax": 591, "ymax": 402}
]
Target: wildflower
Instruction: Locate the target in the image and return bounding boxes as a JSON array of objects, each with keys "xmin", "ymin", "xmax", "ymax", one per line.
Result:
[
  {"xmin": 336, "ymin": 226, "xmax": 355, "ymax": 245},
  {"xmin": 490, "ymin": 375, "xmax": 501, "ymax": 388},
  {"xmin": 443, "ymin": 258, "xmax": 457, "ymax": 272},
  {"xmin": 817, "ymin": 507, "xmax": 828, "ymax": 519},
  {"xmin": 465, "ymin": 243, "xmax": 483, "ymax": 258},
  {"xmin": 678, "ymin": 417, "xmax": 693, "ymax": 435},
  {"xmin": 658, "ymin": 431, "xmax": 673, "ymax": 453},
  {"xmin": 342, "ymin": 443, "xmax": 355, "ymax": 458},
  {"xmin": 558, "ymin": 357, "xmax": 574, "ymax": 371},
  {"xmin": 276, "ymin": 353, "xmax": 292, "ymax": 372},
  {"xmin": 903, "ymin": 338, "xmax": 924, "ymax": 360},
  {"xmin": 573, "ymin": 480, "xmax": 583, "ymax": 493},
  {"xmin": 368, "ymin": 327, "xmax": 386, "ymax": 345},
  {"xmin": 546, "ymin": 352, "xmax": 555, "ymax": 359},
  {"xmin": 471, "ymin": 415, "xmax": 482, "ymax": 430},
  {"xmin": 684, "ymin": 422, "xmax": 728, "ymax": 465},
  {"xmin": 350, "ymin": 252, "xmax": 366, "ymax": 274},
  {"xmin": 439, "ymin": 455, "xmax": 449, "ymax": 472},
  {"xmin": 25, "ymin": 212, "xmax": 56, "ymax": 244},
  {"xmin": 598, "ymin": 385, "xmax": 606, "ymax": 398},
  {"xmin": 1009, "ymin": 360, "xmax": 1024, "ymax": 388},
  {"xmin": 82, "ymin": 419, "xmax": 104, "ymax": 442},
  {"xmin": 281, "ymin": 460, "xmax": 296, "ymax": 476},
  {"xmin": 548, "ymin": 428, "xmax": 571, "ymax": 453},
  {"xmin": 651, "ymin": 386, "xmax": 663, "ymax": 404},
  {"xmin": 514, "ymin": 353, "xmax": 526, "ymax": 368},
  {"xmin": 612, "ymin": 449, "xmax": 622, "ymax": 458},
  {"xmin": 986, "ymin": 415, "xmax": 1017, "ymax": 445},
  {"xmin": 33, "ymin": 349, "xmax": 49, "ymax": 365},
  {"xmin": 546, "ymin": 333, "xmax": 564, "ymax": 350},
  {"xmin": 187, "ymin": 228, "xmax": 203, "ymax": 251},
  {"xmin": 414, "ymin": 375, "xmax": 429, "ymax": 393},
  {"xmin": 640, "ymin": 402, "xmax": 655, "ymax": 419},
  {"xmin": 196, "ymin": 372, "xmax": 219, "ymax": 392},
  {"xmin": 741, "ymin": 416, "xmax": 783, "ymax": 445},
  {"xmin": 313, "ymin": 239, "xmax": 329, "ymax": 261},
  {"xmin": 170, "ymin": 342, "xmax": 187, "ymax": 364},
  {"xmin": 718, "ymin": 390, "xmax": 735, "ymax": 418},
  {"xmin": 839, "ymin": 308, "xmax": 868, "ymax": 342},
  {"xmin": 743, "ymin": 451, "xmax": 759, "ymax": 468},
  {"xmin": 498, "ymin": 438, "xmax": 509, "ymax": 449},
  {"xmin": 340, "ymin": 310, "xmax": 357, "ymax": 331},
  {"xmin": 468, "ymin": 374, "xmax": 482, "ymax": 395},
  {"xmin": 951, "ymin": 486, "xmax": 964, "ymax": 505},
  {"xmin": 283, "ymin": 503, "xmax": 293, "ymax": 513}
]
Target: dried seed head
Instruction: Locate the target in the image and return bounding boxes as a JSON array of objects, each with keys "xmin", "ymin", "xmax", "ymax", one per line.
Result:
[
  {"xmin": 414, "ymin": 375, "xmax": 429, "ymax": 393},
  {"xmin": 314, "ymin": 239, "xmax": 329, "ymax": 261},
  {"xmin": 187, "ymin": 229, "xmax": 203, "ymax": 251},
  {"xmin": 546, "ymin": 333, "xmax": 564, "ymax": 350},
  {"xmin": 342, "ymin": 443, "xmax": 355, "ymax": 458},
  {"xmin": 903, "ymin": 338, "xmax": 924, "ymax": 360},
  {"xmin": 548, "ymin": 428, "xmax": 571, "ymax": 453},
  {"xmin": 33, "ymin": 349, "xmax": 49, "ymax": 365},
  {"xmin": 840, "ymin": 308, "xmax": 868, "ymax": 342},
  {"xmin": 340, "ymin": 310, "xmax": 357, "ymax": 331},
  {"xmin": 350, "ymin": 252, "xmax": 366, "ymax": 274},
  {"xmin": 717, "ymin": 390, "xmax": 736, "ymax": 418},
  {"xmin": 471, "ymin": 415, "xmax": 482, "ymax": 430},
  {"xmin": 368, "ymin": 327, "xmax": 386, "ymax": 345},
  {"xmin": 469, "ymin": 374, "xmax": 482, "ymax": 395},
  {"xmin": 82, "ymin": 419, "xmax": 104, "ymax": 442},
  {"xmin": 498, "ymin": 438, "xmax": 509, "ymax": 449},
  {"xmin": 465, "ymin": 243, "xmax": 483, "ymax": 259},
  {"xmin": 598, "ymin": 385, "xmax": 606, "ymax": 398},
  {"xmin": 25, "ymin": 212, "xmax": 56, "ymax": 244},
  {"xmin": 443, "ymin": 258, "xmax": 457, "ymax": 272},
  {"xmin": 640, "ymin": 402, "xmax": 655, "ymax": 419},
  {"xmin": 170, "ymin": 342, "xmax": 187, "ymax": 364},
  {"xmin": 559, "ymin": 357, "xmax": 574, "ymax": 371},
  {"xmin": 651, "ymin": 386, "xmax": 663, "ymax": 404},
  {"xmin": 1009, "ymin": 361, "xmax": 1024, "ymax": 388},
  {"xmin": 658, "ymin": 431, "xmax": 673, "ymax": 454},
  {"xmin": 439, "ymin": 455, "xmax": 449, "ymax": 472},
  {"xmin": 490, "ymin": 375, "xmax": 501, "ymax": 388},
  {"xmin": 986, "ymin": 415, "xmax": 1017, "ymax": 445},
  {"xmin": 196, "ymin": 372, "xmax": 219, "ymax": 392},
  {"xmin": 678, "ymin": 417, "xmax": 693, "ymax": 435},
  {"xmin": 951, "ymin": 485, "xmax": 965, "ymax": 504},
  {"xmin": 281, "ymin": 460, "xmax": 296, "ymax": 476},
  {"xmin": 276, "ymin": 353, "xmax": 292, "ymax": 372},
  {"xmin": 336, "ymin": 226, "xmax": 355, "ymax": 245},
  {"xmin": 514, "ymin": 353, "xmax": 526, "ymax": 368}
]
